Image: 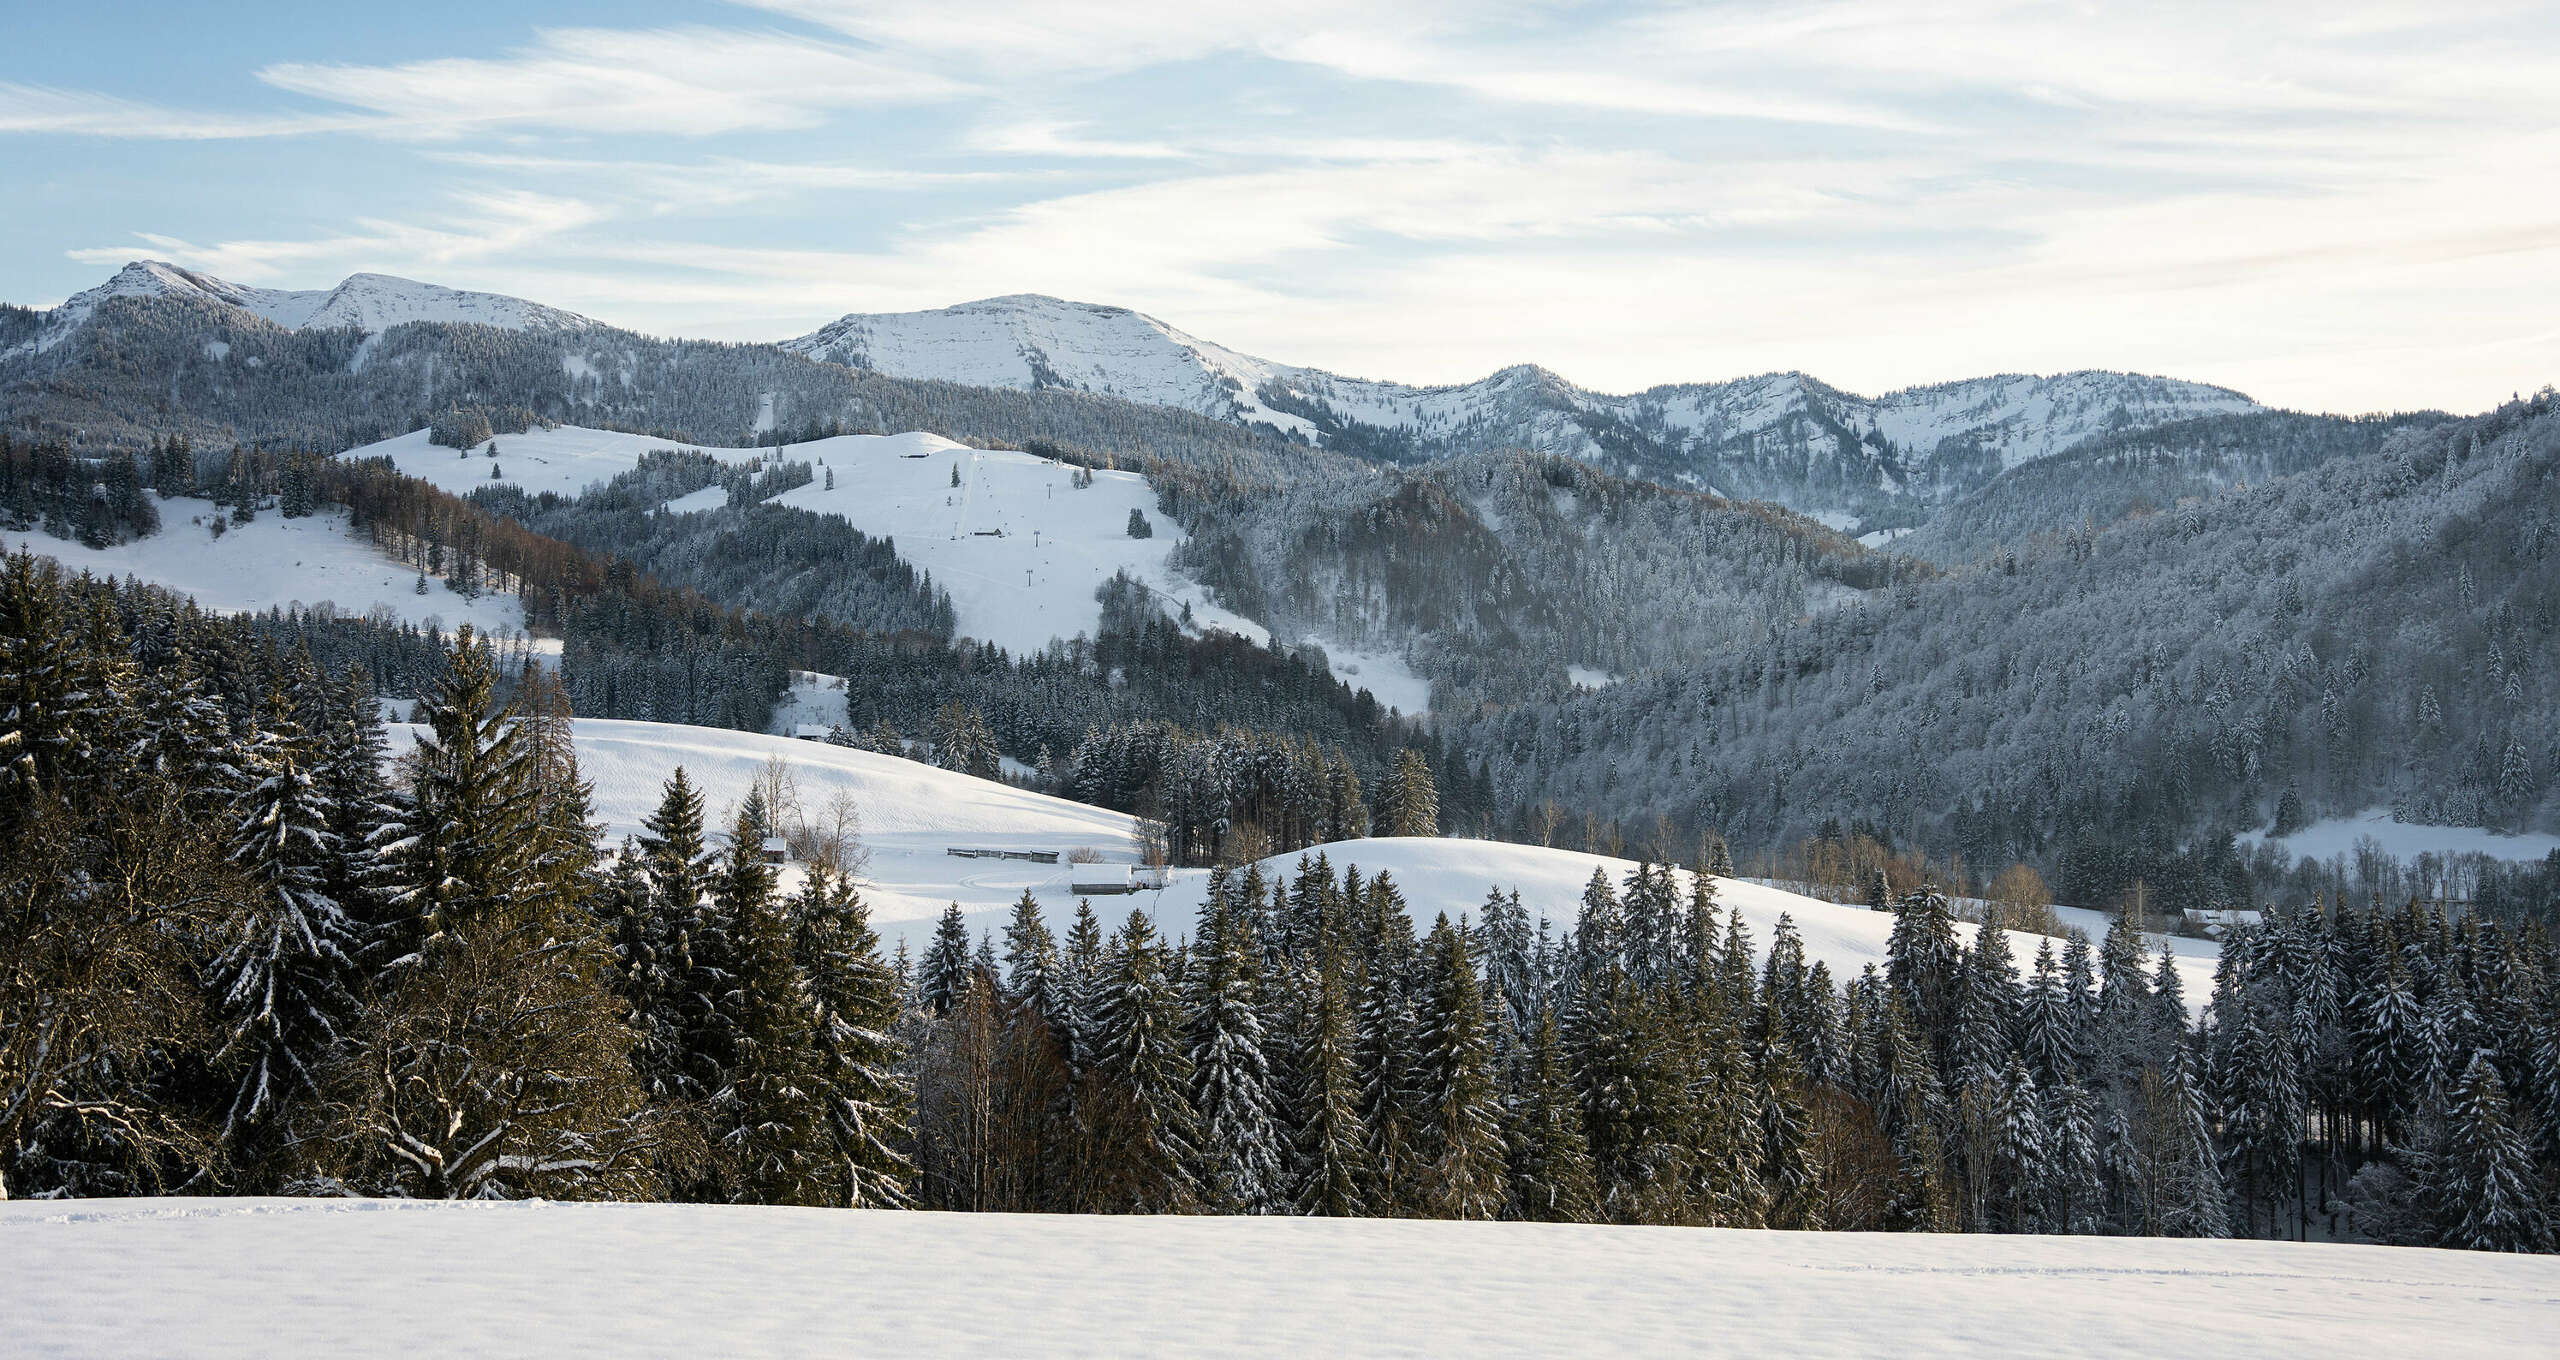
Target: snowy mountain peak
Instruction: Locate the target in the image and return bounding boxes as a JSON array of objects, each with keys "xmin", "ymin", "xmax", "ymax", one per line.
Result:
[
  {"xmin": 31, "ymin": 261, "xmax": 599, "ymax": 349},
  {"xmin": 780, "ymin": 294, "xmax": 2261, "ymax": 513}
]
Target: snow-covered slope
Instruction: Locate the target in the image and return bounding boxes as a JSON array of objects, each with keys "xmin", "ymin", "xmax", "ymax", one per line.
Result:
[
  {"xmin": 14, "ymin": 1198, "xmax": 2553, "ymax": 1359},
  {"xmin": 345, "ymin": 424, "xmax": 1260, "ymax": 660},
  {"xmin": 384, "ymin": 718, "xmax": 1151, "ymax": 935},
  {"xmin": 784, "ymin": 294, "xmax": 2261, "ymax": 514},
  {"xmin": 448, "ymin": 718, "xmax": 2215, "ymax": 1001},
  {"xmin": 25, "ymin": 260, "xmax": 595, "ymax": 353},
  {"xmin": 2, "ymin": 496, "xmax": 538, "ymax": 643},
  {"xmin": 783, "ymin": 294, "xmax": 1321, "ymax": 439}
]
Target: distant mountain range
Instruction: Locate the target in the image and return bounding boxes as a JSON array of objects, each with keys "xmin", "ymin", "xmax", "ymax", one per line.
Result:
[
  {"xmin": 783, "ymin": 292, "xmax": 2264, "ymax": 523},
  {"xmin": 10, "ymin": 262, "xmax": 2265, "ymax": 526},
  {"xmin": 19, "ymin": 260, "xmax": 597, "ymax": 354}
]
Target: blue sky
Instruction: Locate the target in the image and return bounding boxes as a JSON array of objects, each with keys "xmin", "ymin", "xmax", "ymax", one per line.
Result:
[{"xmin": 6, "ymin": 1, "xmax": 2555, "ymax": 414}]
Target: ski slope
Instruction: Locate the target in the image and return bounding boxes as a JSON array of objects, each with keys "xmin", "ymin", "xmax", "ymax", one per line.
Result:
[
  {"xmin": 407, "ymin": 719, "xmax": 2216, "ymax": 1004},
  {"xmin": 3, "ymin": 497, "xmax": 536, "ymax": 642},
  {"xmin": 10, "ymin": 1198, "xmax": 2552, "ymax": 1359}
]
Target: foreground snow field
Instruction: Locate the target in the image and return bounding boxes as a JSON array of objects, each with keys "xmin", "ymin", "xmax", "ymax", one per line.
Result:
[{"xmin": 8, "ymin": 1199, "xmax": 2552, "ymax": 1359}]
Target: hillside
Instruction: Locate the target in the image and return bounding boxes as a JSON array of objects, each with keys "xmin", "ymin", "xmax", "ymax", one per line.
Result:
[
  {"xmin": 1465, "ymin": 396, "xmax": 2560, "ymax": 900},
  {"xmin": 13, "ymin": 1199, "xmax": 2554, "ymax": 1359},
  {"xmin": 0, "ymin": 492, "xmax": 537, "ymax": 643}
]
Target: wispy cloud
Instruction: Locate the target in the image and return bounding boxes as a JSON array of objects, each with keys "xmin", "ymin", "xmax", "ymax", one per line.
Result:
[
  {"xmin": 0, "ymin": 82, "xmax": 369, "ymax": 139},
  {"xmin": 256, "ymin": 27, "xmax": 975, "ymax": 137},
  {"xmin": 66, "ymin": 190, "xmax": 608, "ymax": 284}
]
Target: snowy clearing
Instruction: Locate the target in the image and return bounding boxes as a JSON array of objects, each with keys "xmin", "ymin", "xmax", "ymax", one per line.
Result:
[
  {"xmin": 343, "ymin": 424, "xmax": 1269, "ymax": 663},
  {"xmin": 7, "ymin": 1198, "xmax": 2551, "ymax": 1359},
  {"xmin": 2245, "ymin": 809, "xmax": 2560, "ymax": 865},
  {"xmin": 4, "ymin": 498, "xmax": 533, "ymax": 640}
]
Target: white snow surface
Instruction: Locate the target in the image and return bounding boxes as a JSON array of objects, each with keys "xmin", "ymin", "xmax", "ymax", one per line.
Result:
[
  {"xmin": 2245, "ymin": 808, "xmax": 2560, "ymax": 865},
  {"xmin": 2, "ymin": 497, "xmax": 533, "ymax": 640},
  {"xmin": 28, "ymin": 260, "xmax": 595, "ymax": 352},
  {"xmin": 10, "ymin": 1198, "xmax": 2554, "ymax": 1359},
  {"xmin": 342, "ymin": 424, "xmax": 1255, "ymax": 660}
]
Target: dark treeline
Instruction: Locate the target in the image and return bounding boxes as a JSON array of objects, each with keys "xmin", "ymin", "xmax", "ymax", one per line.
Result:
[
  {"xmin": 0, "ymin": 555, "xmax": 908, "ymax": 1204},
  {"xmin": 3, "ymin": 553, "xmax": 2548, "ymax": 1252}
]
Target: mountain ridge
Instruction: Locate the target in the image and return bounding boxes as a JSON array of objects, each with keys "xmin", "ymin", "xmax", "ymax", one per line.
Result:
[{"xmin": 13, "ymin": 261, "xmax": 2262, "ymax": 522}]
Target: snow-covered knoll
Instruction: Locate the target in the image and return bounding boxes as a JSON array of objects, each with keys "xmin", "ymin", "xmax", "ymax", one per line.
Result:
[
  {"xmin": 10, "ymin": 1198, "xmax": 2552, "ymax": 1359},
  {"xmin": 347, "ymin": 424, "xmax": 1264, "ymax": 661},
  {"xmin": 27, "ymin": 260, "xmax": 595, "ymax": 352},
  {"xmin": 385, "ymin": 718, "xmax": 1152, "ymax": 936},
  {"xmin": 451, "ymin": 719, "xmax": 2215, "ymax": 1000},
  {"xmin": 3, "ymin": 496, "xmax": 534, "ymax": 641},
  {"xmin": 783, "ymin": 293, "xmax": 1323, "ymax": 439}
]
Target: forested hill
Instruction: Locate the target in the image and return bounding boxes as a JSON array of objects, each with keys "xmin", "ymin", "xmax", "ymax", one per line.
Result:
[
  {"xmin": 1174, "ymin": 449, "xmax": 1905, "ymax": 709},
  {"xmin": 1891, "ymin": 409, "xmax": 2444, "ymax": 564},
  {"xmin": 1464, "ymin": 394, "xmax": 2560, "ymax": 900}
]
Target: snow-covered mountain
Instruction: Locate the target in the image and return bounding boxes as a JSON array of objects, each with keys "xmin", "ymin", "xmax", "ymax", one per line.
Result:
[
  {"xmin": 784, "ymin": 294, "xmax": 2263, "ymax": 518},
  {"xmin": 26, "ymin": 259, "xmax": 597, "ymax": 351}
]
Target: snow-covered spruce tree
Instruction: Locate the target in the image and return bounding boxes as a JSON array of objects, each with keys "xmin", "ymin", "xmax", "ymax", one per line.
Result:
[
  {"xmin": 1086, "ymin": 909, "xmax": 1199, "ymax": 1212},
  {"xmin": 617, "ymin": 770, "xmax": 709, "ymax": 1110},
  {"xmin": 1290, "ymin": 955, "xmax": 1371, "ymax": 1216},
  {"xmin": 1379, "ymin": 749, "xmax": 1439, "ymax": 837},
  {"xmin": 788, "ymin": 864, "xmax": 915, "ymax": 1208},
  {"xmin": 699, "ymin": 807, "xmax": 834, "ymax": 1205},
  {"xmin": 1189, "ymin": 898, "xmax": 1284, "ymax": 1213},
  {"xmin": 1506, "ymin": 1005, "xmax": 1597, "ymax": 1223},
  {"xmin": 917, "ymin": 903, "xmax": 974, "ymax": 1019},
  {"xmin": 308, "ymin": 665, "xmax": 402, "ymax": 947},
  {"xmin": 1412, "ymin": 916, "xmax": 1505, "ymax": 1219},
  {"xmin": 207, "ymin": 696, "xmax": 360, "ymax": 1186},
  {"xmin": 2428, "ymin": 1052, "xmax": 2550, "ymax": 1253},
  {"xmin": 321, "ymin": 627, "xmax": 652, "ymax": 1200},
  {"xmin": 1352, "ymin": 884, "xmax": 1420, "ymax": 1210},
  {"xmin": 1002, "ymin": 889, "xmax": 1061, "ymax": 1019}
]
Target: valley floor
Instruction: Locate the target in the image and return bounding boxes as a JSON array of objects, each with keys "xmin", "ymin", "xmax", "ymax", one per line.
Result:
[{"xmin": 7, "ymin": 1198, "xmax": 2552, "ymax": 1358}]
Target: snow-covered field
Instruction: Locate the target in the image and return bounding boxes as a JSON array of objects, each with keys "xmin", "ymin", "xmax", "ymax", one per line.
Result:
[
  {"xmin": 4, "ymin": 497, "xmax": 534, "ymax": 640},
  {"xmin": 2246, "ymin": 809, "xmax": 2560, "ymax": 864},
  {"xmin": 405, "ymin": 718, "xmax": 2219, "ymax": 1001},
  {"xmin": 9, "ymin": 1198, "xmax": 2552, "ymax": 1359},
  {"xmin": 344, "ymin": 424, "xmax": 1263, "ymax": 661}
]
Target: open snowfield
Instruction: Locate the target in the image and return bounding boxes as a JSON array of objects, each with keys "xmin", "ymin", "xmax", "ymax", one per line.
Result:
[
  {"xmin": 8, "ymin": 1198, "xmax": 2552, "ymax": 1359},
  {"xmin": 4, "ymin": 497, "xmax": 534, "ymax": 640},
  {"xmin": 2245, "ymin": 809, "xmax": 2560, "ymax": 865},
  {"xmin": 344, "ymin": 424, "xmax": 1279, "ymax": 665},
  {"xmin": 392, "ymin": 718, "xmax": 2218, "ymax": 1001},
  {"xmin": 383, "ymin": 718, "xmax": 1145, "ymax": 935}
]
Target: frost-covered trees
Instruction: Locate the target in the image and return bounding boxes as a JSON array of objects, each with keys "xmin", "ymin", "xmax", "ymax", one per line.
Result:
[{"xmin": 328, "ymin": 627, "xmax": 653, "ymax": 1199}]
